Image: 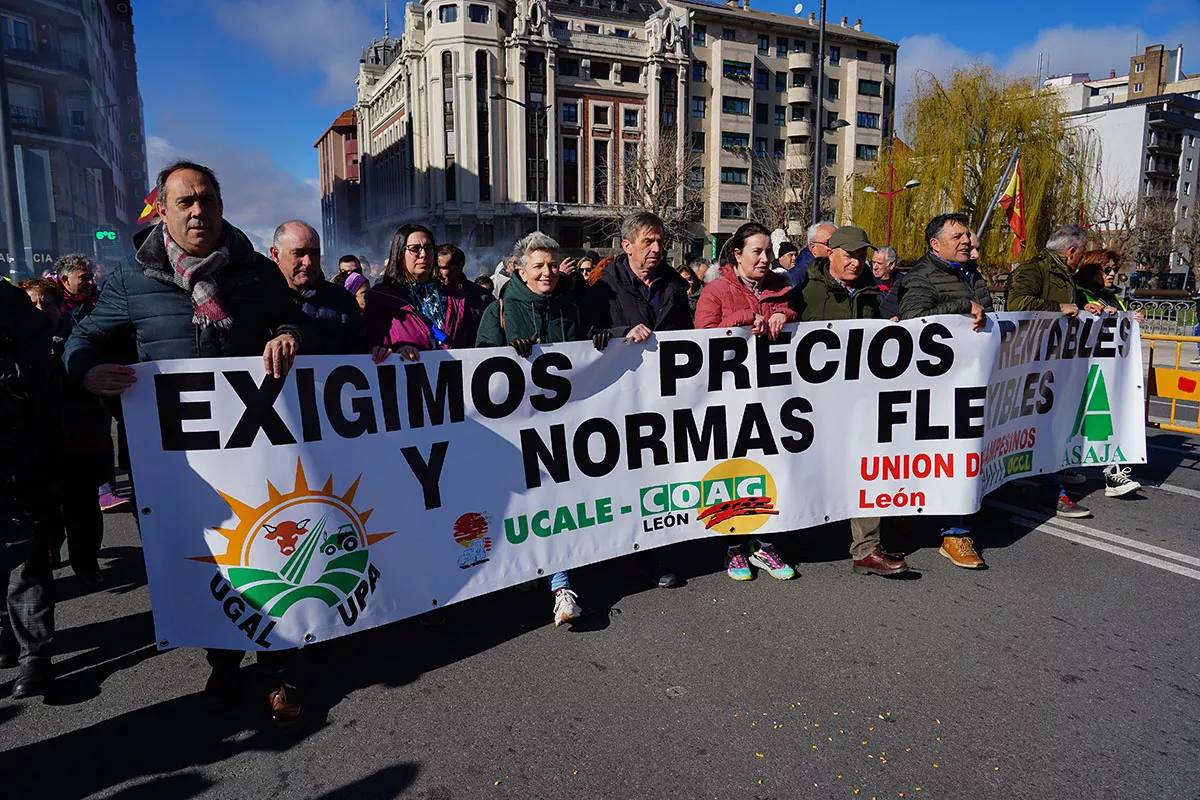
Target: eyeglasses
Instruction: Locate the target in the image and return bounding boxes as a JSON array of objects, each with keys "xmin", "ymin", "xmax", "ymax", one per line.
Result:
[
  {"xmin": 404, "ymin": 244, "xmax": 436, "ymax": 255},
  {"xmin": 1103, "ymin": 266, "xmax": 1118, "ymax": 274},
  {"xmin": 812, "ymin": 240, "xmax": 830, "ymax": 248}
]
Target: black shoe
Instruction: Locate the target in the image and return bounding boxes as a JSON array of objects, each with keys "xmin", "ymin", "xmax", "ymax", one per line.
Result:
[
  {"xmin": 12, "ymin": 660, "xmax": 52, "ymax": 699},
  {"xmin": 77, "ymin": 568, "xmax": 105, "ymax": 590},
  {"xmin": 204, "ymin": 663, "xmax": 241, "ymax": 706}
]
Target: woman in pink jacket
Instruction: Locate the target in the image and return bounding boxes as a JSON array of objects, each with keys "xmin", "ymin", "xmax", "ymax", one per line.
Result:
[
  {"xmin": 694, "ymin": 221, "xmax": 800, "ymax": 584},
  {"xmin": 366, "ymin": 223, "xmax": 476, "ymax": 363}
]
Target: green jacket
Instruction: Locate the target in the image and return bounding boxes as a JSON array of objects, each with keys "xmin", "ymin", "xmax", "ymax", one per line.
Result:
[
  {"xmin": 798, "ymin": 258, "xmax": 882, "ymax": 321},
  {"xmin": 1075, "ymin": 279, "xmax": 1126, "ymax": 310},
  {"xmin": 475, "ymin": 274, "xmax": 583, "ymax": 347},
  {"xmin": 898, "ymin": 252, "xmax": 994, "ymax": 320},
  {"xmin": 1007, "ymin": 249, "xmax": 1076, "ymax": 312}
]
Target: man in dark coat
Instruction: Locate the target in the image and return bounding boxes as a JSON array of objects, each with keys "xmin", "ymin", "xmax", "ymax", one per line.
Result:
[
  {"xmin": 0, "ymin": 279, "xmax": 59, "ymax": 698},
  {"xmin": 798, "ymin": 226, "xmax": 909, "ymax": 579},
  {"xmin": 438, "ymin": 243, "xmax": 495, "ymax": 336},
  {"xmin": 786, "ymin": 220, "xmax": 836, "ymax": 288},
  {"xmin": 64, "ymin": 160, "xmax": 310, "ymax": 723},
  {"xmin": 586, "ymin": 211, "xmax": 692, "ymax": 342},
  {"xmin": 270, "ymin": 220, "xmax": 366, "ymax": 355}
]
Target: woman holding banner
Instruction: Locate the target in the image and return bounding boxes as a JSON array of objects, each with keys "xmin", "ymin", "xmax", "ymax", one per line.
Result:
[
  {"xmin": 366, "ymin": 224, "xmax": 477, "ymax": 363},
  {"xmin": 695, "ymin": 222, "xmax": 800, "ymax": 582}
]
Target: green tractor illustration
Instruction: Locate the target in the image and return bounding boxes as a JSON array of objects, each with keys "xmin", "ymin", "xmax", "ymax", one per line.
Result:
[{"xmin": 322, "ymin": 523, "xmax": 360, "ymax": 556}]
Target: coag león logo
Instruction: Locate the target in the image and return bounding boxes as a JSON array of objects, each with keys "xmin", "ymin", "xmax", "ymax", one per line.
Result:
[
  {"xmin": 640, "ymin": 458, "xmax": 780, "ymax": 535},
  {"xmin": 193, "ymin": 461, "xmax": 394, "ymax": 646},
  {"xmin": 1065, "ymin": 364, "xmax": 1126, "ymax": 466}
]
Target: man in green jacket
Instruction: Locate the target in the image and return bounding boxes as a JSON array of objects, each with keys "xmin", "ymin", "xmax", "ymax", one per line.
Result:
[{"xmin": 797, "ymin": 226, "xmax": 909, "ymax": 578}]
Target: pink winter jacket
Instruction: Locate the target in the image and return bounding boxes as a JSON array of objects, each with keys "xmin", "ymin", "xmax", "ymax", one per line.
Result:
[
  {"xmin": 694, "ymin": 265, "xmax": 799, "ymax": 330},
  {"xmin": 363, "ymin": 282, "xmax": 476, "ymax": 351}
]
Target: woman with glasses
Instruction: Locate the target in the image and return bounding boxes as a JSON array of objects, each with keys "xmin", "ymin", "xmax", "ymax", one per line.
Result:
[
  {"xmin": 366, "ymin": 223, "xmax": 477, "ymax": 363},
  {"xmin": 1076, "ymin": 249, "xmax": 1144, "ymax": 498}
]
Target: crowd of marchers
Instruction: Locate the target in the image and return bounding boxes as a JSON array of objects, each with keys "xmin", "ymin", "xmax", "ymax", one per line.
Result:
[{"xmin": 0, "ymin": 159, "xmax": 1145, "ymax": 723}]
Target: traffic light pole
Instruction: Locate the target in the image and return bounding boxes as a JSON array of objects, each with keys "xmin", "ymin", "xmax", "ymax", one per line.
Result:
[{"xmin": 0, "ymin": 34, "xmax": 27, "ymax": 280}]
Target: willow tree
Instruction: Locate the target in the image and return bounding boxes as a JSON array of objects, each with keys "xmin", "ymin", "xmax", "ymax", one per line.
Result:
[{"xmin": 854, "ymin": 64, "xmax": 1096, "ymax": 281}]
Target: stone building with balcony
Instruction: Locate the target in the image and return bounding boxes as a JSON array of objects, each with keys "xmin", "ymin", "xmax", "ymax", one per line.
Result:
[
  {"xmin": 0, "ymin": 0, "xmax": 146, "ymax": 278},
  {"xmin": 352, "ymin": 0, "xmax": 896, "ymax": 264},
  {"xmin": 314, "ymin": 107, "xmax": 363, "ymax": 260}
]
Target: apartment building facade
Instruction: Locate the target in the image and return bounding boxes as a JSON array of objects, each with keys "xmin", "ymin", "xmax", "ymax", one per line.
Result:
[
  {"xmin": 0, "ymin": 0, "xmax": 147, "ymax": 279},
  {"xmin": 352, "ymin": 0, "xmax": 897, "ymax": 261},
  {"xmin": 314, "ymin": 107, "xmax": 363, "ymax": 259}
]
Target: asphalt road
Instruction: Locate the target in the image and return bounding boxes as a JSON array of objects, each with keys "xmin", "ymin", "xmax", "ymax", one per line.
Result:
[{"xmin": 2, "ymin": 430, "xmax": 1198, "ymax": 800}]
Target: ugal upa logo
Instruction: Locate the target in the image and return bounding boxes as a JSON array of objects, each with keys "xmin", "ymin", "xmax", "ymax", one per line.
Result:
[
  {"xmin": 1065, "ymin": 364, "xmax": 1126, "ymax": 466},
  {"xmin": 193, "ymin": 461, "xmax": 394, "ymax": 646}
]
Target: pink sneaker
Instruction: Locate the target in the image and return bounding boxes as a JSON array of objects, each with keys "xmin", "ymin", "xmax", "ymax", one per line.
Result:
[{"xmin": 99, "ymin": 491, "xmax": 130, "ymax": 512}]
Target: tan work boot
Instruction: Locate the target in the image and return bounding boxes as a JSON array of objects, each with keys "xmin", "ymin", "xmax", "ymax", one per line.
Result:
[{"xmin": 939, "ymin": 535, "xmax": 985, "ymax": 569}]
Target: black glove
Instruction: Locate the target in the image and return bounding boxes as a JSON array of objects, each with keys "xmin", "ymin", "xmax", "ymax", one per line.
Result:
[
  {"xmin": 510, "ymin": 336, "xmax": 538, "ymax": 358},
  {"xmin": 591, "ymin": 329, "xmax": 612, "ymax": 351}
]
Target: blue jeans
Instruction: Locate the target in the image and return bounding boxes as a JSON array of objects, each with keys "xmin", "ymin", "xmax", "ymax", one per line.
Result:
[
  {"xmin": 550, "ymin": 571, "xmax": 570, "ymax": 592},
  {"xmin": 937, "ymin": 515, "xmax": 970, "ymax": 537}
]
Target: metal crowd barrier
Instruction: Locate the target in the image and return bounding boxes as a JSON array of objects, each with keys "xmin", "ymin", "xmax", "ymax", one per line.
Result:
[
  {"xmin": 1127, "ymin": 299, "xmax": 1198, "ymax": 336},
  {"xmin": 1144, "ymin": 334, "xmax": 1200, "ymax": 435}
]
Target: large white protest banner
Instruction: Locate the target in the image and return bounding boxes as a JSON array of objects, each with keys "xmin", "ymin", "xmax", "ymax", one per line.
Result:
[{"xmin": 122, "ymin": 313, "xmax": 1144, "ymax": 651}]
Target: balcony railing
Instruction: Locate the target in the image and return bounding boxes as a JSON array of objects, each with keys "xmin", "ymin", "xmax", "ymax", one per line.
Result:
[
  {"xmin": 10, "ymin": 107, "xmax": 98, "ymax": 145},
  {"xmin": 4, "ymin": 35, "xmax": 88, "ymax": 76}
]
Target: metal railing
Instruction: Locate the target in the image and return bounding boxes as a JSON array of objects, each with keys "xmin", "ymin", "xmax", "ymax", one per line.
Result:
[
  {"xmin": 4, "ymin": 35, "xmax": 87, "ymax": 75},
  {"xmin": 1126, "ymin": 299, "xmax": 1197, "ymax": 336},
  {"xmin": 1144, "ymin": 334, "xmax": 1200, "ymax": 435}
]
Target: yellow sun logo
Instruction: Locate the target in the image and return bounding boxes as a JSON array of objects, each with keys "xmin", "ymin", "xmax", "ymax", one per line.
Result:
[{"xmin": 191, "ymin": 460, "xmax": 393, "ymax": 619}]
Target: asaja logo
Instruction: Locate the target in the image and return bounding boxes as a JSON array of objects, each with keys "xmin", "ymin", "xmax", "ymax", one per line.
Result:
[
  {"xmin": 453, "ymin": 512, "xmax": 492, "ymax": 569},
  {"xmin": 640, "ymin": 458, "xmax": 779, "ymax": 535},
  {"xmin": 194, "ymin": 460, "xmax": 394, "ymax": 646},
  {"xmin": 1065, "ymin": 365, "xmax": 1126, "ymax": 466}
]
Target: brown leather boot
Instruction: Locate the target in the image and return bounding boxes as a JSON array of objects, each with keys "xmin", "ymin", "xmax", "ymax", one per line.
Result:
[
  {"xmin": 939, "ymin": 535, "xmax": 985, "ymax": 568},
  {"xmin": 269, "ymin": 683, "xmax": 301, "ymax": 727},
  {"xmin": 852, "ymin": 547, "xmax": 909, "ymax": 576}
]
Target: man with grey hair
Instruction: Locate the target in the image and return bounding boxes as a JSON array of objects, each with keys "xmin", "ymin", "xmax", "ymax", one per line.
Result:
[
  {"xmin": 1008, "ymin": 223, "xmax": 1090, "ymax": 315},
  {"xmin": 787, "ymin": 220, "xmax": 836, "ymax": 288},
  {"xmin": 54, "ymin": 253, "xmax": 98, "ymax": 323},
  {"xmin": 873, "ymin": 246, "xmax": 903, "ymax": 320},
  {"xmin": 269, "ymin": 219, "xmax": 365, "ymax": 355}
]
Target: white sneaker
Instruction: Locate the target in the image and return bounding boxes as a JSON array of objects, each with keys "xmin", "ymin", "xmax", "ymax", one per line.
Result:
[
  {"xmin": 1190, "ymin": 357, "xmax": 1200, "ymax": 365},
  {"xmin": 553, "ymin": 589, "xmax": 582, "ymax": 627},
  {"xmin": 1104, "ymin": 466, "xmax": 1142, "ymax": 497}
]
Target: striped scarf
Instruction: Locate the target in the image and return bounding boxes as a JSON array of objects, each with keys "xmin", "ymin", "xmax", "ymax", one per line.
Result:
[{"xmin": 162, "ymin": 227, "xmax": 232, "ymax": 329}]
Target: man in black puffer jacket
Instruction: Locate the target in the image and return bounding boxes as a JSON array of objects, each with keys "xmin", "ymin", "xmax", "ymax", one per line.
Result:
[
  {"xmin": 63, "ymin": 160, "xmax": 310, "ymax": 723},
  {"xmin": 898, "ymin": 212, "xmax": 992, "ymax": 329}
]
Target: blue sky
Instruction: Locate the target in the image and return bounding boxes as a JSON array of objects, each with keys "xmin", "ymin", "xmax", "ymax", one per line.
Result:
[{"xmin": 133, "ymin": 0, "xmax": 1200, "ymax": 248}]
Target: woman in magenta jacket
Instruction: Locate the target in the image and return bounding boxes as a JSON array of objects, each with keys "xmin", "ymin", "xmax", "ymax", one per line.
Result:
[
  {"xmin": 366, "ymin": 223, "xmax": 476, "ymax": 363},
  {"xmin": 694, "ymin": 221, "xmax": 799, "ymax": 584}
]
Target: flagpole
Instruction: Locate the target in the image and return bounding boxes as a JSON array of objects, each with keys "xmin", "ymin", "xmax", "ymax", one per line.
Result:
[{"xmin": 977, "ymin": 146, "xmax": 1020, "ymax": 239}]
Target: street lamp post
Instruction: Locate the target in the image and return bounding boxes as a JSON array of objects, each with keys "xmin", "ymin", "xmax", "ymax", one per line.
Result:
[
  {"xmin": 492, "ymin": 92, "xmax": 546, "ymax": 231},
  {"xmin": 810, "ymin": 0, "xmax": 828, "ymax": 226},
  {"xmin": 862, "ymin": 159, "xmax": 920, "ymax": 246}
]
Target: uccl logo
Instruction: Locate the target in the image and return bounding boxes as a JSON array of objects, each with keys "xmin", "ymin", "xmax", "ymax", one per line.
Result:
[
  {"xmin": 193, "ymin": 461, "xmax": 393, "ymax": 646},
  {"xmin": 1065, "ymin": 365, "xmax": 1125, "ymax": 466},
  {"xmin": 639, "ymin": 458, "xmax": 779, "ymax": 535}
]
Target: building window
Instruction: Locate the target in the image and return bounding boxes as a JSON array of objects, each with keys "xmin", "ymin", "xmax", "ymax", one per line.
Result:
[
  {"xmin": 594, "ymin": 105, "xmax": 609, "ymax": 125},
  {"xmin": 562, "ymin": 102, "xmax": 578, "ymax": 124},
  {"xmin": 774, "ymin": 139, "xmax": 785, "ymax": 158},
  {"xmin": 775, "ymin": 105, "xmax": 786, "ymax": 125},
  {"xmin": 825, "ymin": 143, "xmax": 837, "ymax": 164},
  {"xmin": 723, "ymin": 60, "xmax": 751, "ymax": 80},
  {"xmin": 468, "ymin": 4, "xmax": 489, "ymax": 22},
  {"xmin": 1134, "ymin": 82, "xmax": 1143, "ymax": 92},
  {"xmin": 720, "ymin": 202, "xmax": 747, "ymax": 219},
  {"xmin": 1135, "ymin": 62, "xmax": 1145, "ymax": 73},
  {"xmin": 856, "ymin": 49, "xmax": 868, "ymax": 61},
  {"xmin": 829, "ymin": 46, "xmax": 840, "ymax": 64},
  {"xmin": 754, "ymin": 137, "xmax": 767, "ymax": 156},
  {"xmin": 615, "ymin": 28, "xmax": 630, "ymax": 38},
  {"xmin": 828, "ymin": 111, "xmax": 840, "ymax": 123},
  {"xmin": 438, "ymin": 5, "xmax": 458, "ymax": 23},
  {"xmin": 1191, "ymin": 135, "xmax": 1197, "ymax": 147},
  {"xmin": 563, "ymin": 137, "xmax": 579, "ymax": 203},
  {"xmin": 621, "ymin": 64, "xmax": 641, "ymax": 83},
  {"xmin": 560, "ymin": 58, "xmax": 579, "ymax": 76},
  {"xmin": 754, "ymin": 70, "xmax": 767, "ymax": 90},
  {"xmin": 476, "ymin": 50, "xmax": 491, "ymax": 201},
  {"xmin": 881, "ymin": 54, "xmax": 891, "ymax": 70},
  {"xmin": 722, "ymin": 96, "xmax": 750, "ymax": 115},
  {"xmin": 776, "ymin": 71, "xmax": 786, "ymax": 91},
  {"xmin": 552, "ymin": 19, "xmax": 567, "ymax": 30},
  {"xmin": 792, "ymin": 71, "xmax": 805, "ymax": 88},
  {"xmin": 689, "ymin": 166, "xmax": 704, "ymax": 188},
  {"xmin": 691, "ymin": 97, "xmax": 706, "ymax": 117},
  {"xmin": 790, "ymin": 105, "xmax": 805, "ymax": 121},
  {"xmin": 1186, "ymin": 182, "xmax": 1192, "ymax": 196},
  {"xmin": 624, "ymin": 107, "xmax": 640, "ymax": 127},
  {"xmin": 721, "ymin": 131, "xmax": 750, "ymax": 149},
  {"xmin": 793, "ymin": 40, "xmax": 806, "ymax": 53},
  {"xmin": 721, "ymin": 167, "xmax": 749, "ymax": 184},
  {"xmin": 1188, "ymin": 157, "xmax": 1194, "ymax": 172},
  {"xmin": 855, "ymin": 144, "xmax": 879, "ymax": 161},
  {"xmin": 692, "ymin": 131, "xmax": 705, "ymax": 152},
  {"xmin": 722, "ymin": 28, "xmax": 736, "ymax": 41},
  {"xmin": 755, "ymin": 103, "xmax": 768, "ymax": 124},
  {"xmin": 858, "ymin": 79, "xmax": 882, "ymax": 97},
  {"xmin": 777, "ymin": 37, "xmax": 788, "ymax": 57},
  {"xmin": 758, "ymin": 34, "xmax": 770, "ymax": 54},
  {"xmin": 693, "ymin": 61, "xmax": 706, "ymax": 81},
  {"xmin": 584, "ymin": 23, "xmax": 600, "ymax": 33},
  {"xmin": 856, "ymin": 112, "xmax": 879, "ymax": 129},
  {"xmin": 693, "ymin": 24, "xmax": 706, "ymax": 47},
  {"xmin": 593, "ymin": 140, "xmax": 609, "ymax": 202},
  {"xmin": 827, "ymin": 78, "xmax": 839, "ymax": 99}
]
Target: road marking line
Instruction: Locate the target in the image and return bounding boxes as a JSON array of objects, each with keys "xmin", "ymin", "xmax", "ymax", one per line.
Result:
[
  {"xmin": 1000, "ymin": 514, "xmax": 1200, "ymax": 582},
  {"xmin": 1144, "ymin": 482, "xmax": 1200, "ymax": 500},
  {"xmin": 1149, "ymin": 444, "xmax": 1200, "ymax": 458},
  {"xmin": 985, "ymin": 499, "xmax": 1200, "ymax": 568}
]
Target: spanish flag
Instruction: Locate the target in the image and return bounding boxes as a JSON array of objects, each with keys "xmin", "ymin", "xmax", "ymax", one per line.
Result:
[
  {"xmin": 136, "ymin": 187, "xmax": 159, "ymax": 225},
  {"xmin": 998, "ymin": 161, "xmax": 1026, "ymax": 257}
]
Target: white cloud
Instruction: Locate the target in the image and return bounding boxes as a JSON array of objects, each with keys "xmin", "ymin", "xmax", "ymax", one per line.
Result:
[
  {"xmin": 210, "ymin": 0, "xmax": 380, "ymax": 103},
  {"xmin": 894, "ymin": 34, "xmax": 993, "ymax": 111},
  {"xmin": 147, "ymin": 135, "xmax": 321, "ymax": 252}
]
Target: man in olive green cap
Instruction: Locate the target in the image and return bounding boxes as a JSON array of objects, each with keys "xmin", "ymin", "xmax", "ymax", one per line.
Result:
[{"xmin": 795, "ymin": 225, "xmax": 910, "ymax": 579}]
